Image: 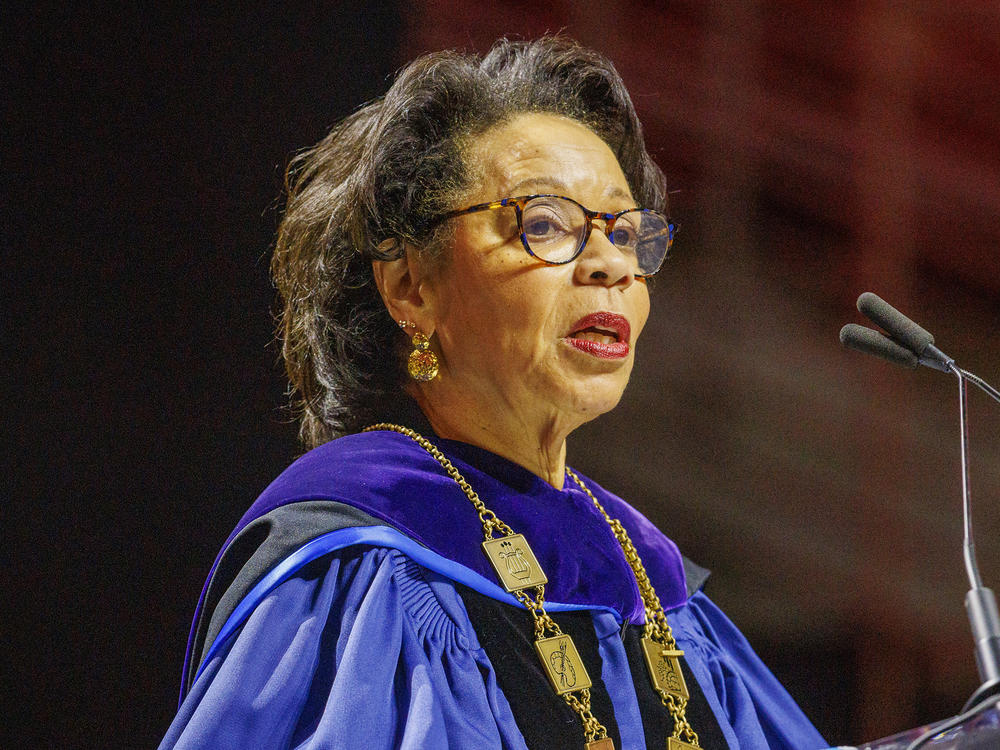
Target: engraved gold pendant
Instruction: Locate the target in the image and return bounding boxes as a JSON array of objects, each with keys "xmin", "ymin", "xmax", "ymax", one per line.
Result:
[
  {"xmin": 535, "ymin": 633, "xmax": 592, "ymax": 695},
  {"xmin": 586, "ymin": 738, "xmax": 615, "ymax": 750},
  {"xmin": 668, "ymin": 737, "xmax": 699, "ymax": 750},
  {"xmin": 482, "ymin": 533, "xmax": 547, "ymax": 592},
  {"xmin": 640, "ymin": 637, "xmax": 689, "ymax": 700}
]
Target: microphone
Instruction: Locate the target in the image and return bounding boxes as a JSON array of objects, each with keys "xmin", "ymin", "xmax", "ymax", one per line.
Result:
[
  {"xmin": 839, "ymin": 323, "xmax": 918, "ymax": 369},
  {"xmin": 840, "ymin": 291, "xmax": 1000, "ymax": 721},
  {"xmin": 856, "ymin": 292, "xmax": 954, "ymax": 371}
]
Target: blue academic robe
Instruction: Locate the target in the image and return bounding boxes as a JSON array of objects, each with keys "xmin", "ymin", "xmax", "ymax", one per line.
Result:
[{"xmin": 160, "ymin": 428, "xmax": 828, "ymax": 749}]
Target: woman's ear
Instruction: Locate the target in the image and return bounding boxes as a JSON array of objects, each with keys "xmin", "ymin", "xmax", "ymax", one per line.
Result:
[{"xmin": 372, "ymin": 243, "xmax": 436, "ymax": 335}]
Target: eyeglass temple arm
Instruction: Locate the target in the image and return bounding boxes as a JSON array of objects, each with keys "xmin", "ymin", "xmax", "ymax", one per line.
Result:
[{"xmin": 439, "ymin": 199, "xmax": 512, "ymax": 220}]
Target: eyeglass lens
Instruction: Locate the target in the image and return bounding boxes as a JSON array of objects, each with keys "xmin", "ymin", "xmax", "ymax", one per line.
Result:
[{"xmin": 519, "ymin": 196, "xmax": 671, "ymax": 275}]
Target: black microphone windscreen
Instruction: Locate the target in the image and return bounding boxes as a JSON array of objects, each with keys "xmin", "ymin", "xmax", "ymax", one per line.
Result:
[
  {"xmin": 840, "ymin": 323, "xmax": 919, "ymax": 369},
  {"xmin": 856, "ymin": 292, "xmax": 935, "ymax": 355}
]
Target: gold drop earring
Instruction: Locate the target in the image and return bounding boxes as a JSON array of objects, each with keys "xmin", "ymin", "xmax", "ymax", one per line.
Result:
[{"xmin": 398, "ymin": 320, "xmax": 439, "ymax": 382}]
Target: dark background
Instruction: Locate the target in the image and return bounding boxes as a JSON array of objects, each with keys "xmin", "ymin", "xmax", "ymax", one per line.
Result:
[{"xmin": 7, "ymin": 2, "xmax": 1000, "ymax": 748}]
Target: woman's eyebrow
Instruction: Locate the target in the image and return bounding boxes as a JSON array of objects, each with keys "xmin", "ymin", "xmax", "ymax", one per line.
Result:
[
  {"xmin": 605, "ymin": 185, "xmax": 633, "ymax": 201},
  {"xmin": 505, "ymin": 177, "xmax": 568, "ymax": 195}
]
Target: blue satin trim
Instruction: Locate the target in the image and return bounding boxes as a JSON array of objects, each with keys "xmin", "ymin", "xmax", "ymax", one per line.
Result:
[{"xmin": 195, "ymin": 525, "xmax": 625, "ymax": 684}]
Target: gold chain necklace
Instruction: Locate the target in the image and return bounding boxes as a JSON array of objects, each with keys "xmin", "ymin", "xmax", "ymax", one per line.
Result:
[
  {"xmin": 363, "ymin": 423, "xmax": 700, "ymax": 749},
  {"xmin": 566, "ymin": 467, "xmax": 700, "ymax": 749}
]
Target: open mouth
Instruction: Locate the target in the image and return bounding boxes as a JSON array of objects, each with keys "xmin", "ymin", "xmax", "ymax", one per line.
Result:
[
  {"xmin": 566, "ymin": 312, "xmax": 630, "ymax": 359},
  {"xmin": 570, "ymin": 326, "xmax": 620, "ymax": 345}
]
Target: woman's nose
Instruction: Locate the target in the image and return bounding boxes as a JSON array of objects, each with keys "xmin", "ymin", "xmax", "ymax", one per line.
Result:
[{"xmin": 572, "ymin": 226, "xmax": 637, "ymax": 288}]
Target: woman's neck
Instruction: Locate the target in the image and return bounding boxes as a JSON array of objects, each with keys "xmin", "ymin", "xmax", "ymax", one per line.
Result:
[{"xmin": 409, "ymin": 386, "xmax": 573, "ymax": 489}]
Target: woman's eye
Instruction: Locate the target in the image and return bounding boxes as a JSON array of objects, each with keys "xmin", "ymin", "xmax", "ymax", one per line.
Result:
[
  {"xmin": 525, "ymin": 219, "xmax": 554, "ymax": 236},
  {"xmin": 610, "ymin": 226, "xmax": 638, "ymax": 247},
  {"xmin": 524, "ymin": 213, "xmax": 569, "ymax": 239}
]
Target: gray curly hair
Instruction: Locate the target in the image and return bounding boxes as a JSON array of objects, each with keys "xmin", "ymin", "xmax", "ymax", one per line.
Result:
[{"xmin": 271, "ymin": 36, "xmax": 668, "ymax": 448}]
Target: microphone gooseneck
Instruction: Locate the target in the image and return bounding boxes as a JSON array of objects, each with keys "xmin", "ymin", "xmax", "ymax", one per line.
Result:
[
  {"xmin": 952, "ymin": 362, "xmax": 1000, "ymax": 696},
  {"xmin": 960, "ymin": 368, "xmax": 1000, "ymax": 406}
]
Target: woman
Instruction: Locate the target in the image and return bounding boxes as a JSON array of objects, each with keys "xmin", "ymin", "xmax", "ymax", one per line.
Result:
[{"xmin": 161, "ymin": 37, "xmax": 828, "ymax": 749}]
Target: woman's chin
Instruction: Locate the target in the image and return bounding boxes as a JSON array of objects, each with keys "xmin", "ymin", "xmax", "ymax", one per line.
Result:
[{"xmin": 560, "ymin": 375, "xmax": 631, "ymax": 424}]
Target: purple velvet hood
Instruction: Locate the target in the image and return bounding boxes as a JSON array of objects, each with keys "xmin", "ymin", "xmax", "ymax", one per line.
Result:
[{"xmin": 185, "ymin": 428, "xmax": 690, "ymax": 679}]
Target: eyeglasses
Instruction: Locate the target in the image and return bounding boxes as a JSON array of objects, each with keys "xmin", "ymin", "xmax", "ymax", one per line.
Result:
[{"xmin": 435, "ymin": 194, "xmax": 676, "ymax": 277}]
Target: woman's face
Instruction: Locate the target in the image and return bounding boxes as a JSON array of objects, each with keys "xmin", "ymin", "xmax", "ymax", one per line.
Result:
[{"xmin": 422, "ymin": 112, "xmax": 651, "ymax": 431}]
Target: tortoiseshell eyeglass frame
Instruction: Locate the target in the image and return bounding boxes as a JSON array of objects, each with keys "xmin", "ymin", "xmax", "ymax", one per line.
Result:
[{"xmin": 431, "ymin": 194, "xmax": 677, "ymax": 278}]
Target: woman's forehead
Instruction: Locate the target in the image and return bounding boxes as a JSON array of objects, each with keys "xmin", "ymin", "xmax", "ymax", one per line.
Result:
[{"xmin": 466, "ymin": 113, "xmax": 632, "ymax": 203}]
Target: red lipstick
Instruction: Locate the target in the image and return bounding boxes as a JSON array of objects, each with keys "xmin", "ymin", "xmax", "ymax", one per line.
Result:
[{"xmin": 565, "ymin": 312, "xmax": 631, "ymax": 359}]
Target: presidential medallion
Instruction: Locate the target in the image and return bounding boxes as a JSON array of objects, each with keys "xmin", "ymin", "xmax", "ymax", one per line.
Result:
[
  {"xmin": 534, "ymin": 633, "xmax": 592, "ymax": 695},
  {"xmin": 482, "ymin": 533, "xmax": 547, "ymax": 591},
  {"xmin": 641, "ymin": 636, "xmax": 689, "ymax": 700}
]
